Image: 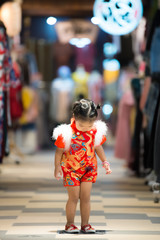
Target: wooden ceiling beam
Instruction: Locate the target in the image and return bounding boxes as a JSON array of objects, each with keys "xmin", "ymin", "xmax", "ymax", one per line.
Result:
[{"xmin": 22, "ymin": 0, "xmax": 94, "ymax": 17}]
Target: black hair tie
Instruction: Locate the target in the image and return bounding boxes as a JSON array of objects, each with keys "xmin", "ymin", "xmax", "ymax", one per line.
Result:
[{"xmin": 96, "ymin": 104, "xmax": 101, "ymax": 110}]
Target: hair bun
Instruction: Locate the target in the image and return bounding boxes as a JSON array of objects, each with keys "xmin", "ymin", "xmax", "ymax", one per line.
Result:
[
  {"xmin": 72, "ymin": 99, "xmax": 99, "ymax": 120},
  {"xmin": 80, "ymin": 99, "xmax": 89, "ymax": 110},
  {"xmin": 81, "ymin": 103, "xmax": 88, "ymax": 109}
]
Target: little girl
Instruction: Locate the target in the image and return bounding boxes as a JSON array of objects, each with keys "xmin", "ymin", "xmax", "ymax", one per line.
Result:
[{"xmin": 53, "ymin": 99, "xmax": 112, "ymax": 233}]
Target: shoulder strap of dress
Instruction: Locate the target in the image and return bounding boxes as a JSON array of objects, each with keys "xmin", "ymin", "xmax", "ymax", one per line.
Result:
[
  {"xmin": 52, "ymin": 124, "xmax": 72, "ymax": 150},
  {"xmin": 94, "ymin": 120, "xmax": 108, "ymax": 146}
]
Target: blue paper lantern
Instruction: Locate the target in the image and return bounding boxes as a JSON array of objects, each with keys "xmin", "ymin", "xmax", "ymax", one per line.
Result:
[
  {"xmin": 103, "ymin": 42, "xmax": 118, "ymax": 57},
  {"xmin": 93, "ymin": 0, "xmax": 143, "ymax": 35},
  {"xmin": 103, "ymin": 59, "xmax": 120, "ymax": 71},
  {"xmin": 102, "ymin": 103, "xmax": 113, "ymax": 115}
]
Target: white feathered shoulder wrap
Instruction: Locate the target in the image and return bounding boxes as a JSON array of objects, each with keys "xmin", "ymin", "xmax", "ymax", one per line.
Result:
[
  {"xmin": 52, "ymin": 124, "xmax": 72, "ymax": 150},
  {"xmin": 94, "ymin": 120, "xmax": 108, "ymax": 147},
  {"xmin": 52, "ymin": 120, "xmax": 108, "ymax": 150}
]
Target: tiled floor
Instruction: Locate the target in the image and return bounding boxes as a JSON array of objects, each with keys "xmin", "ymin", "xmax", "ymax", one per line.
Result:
[{"xmin": 0, "ymin": 149, "xmax": 160, "ymax": 240}]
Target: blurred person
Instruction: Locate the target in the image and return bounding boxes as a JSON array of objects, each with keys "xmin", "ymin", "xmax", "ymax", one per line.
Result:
[
  {"xmin": 53, "ymin": 99, "xmax": 111, "ymax": 233},
  {"xmin": 11, "ymin": 44, "xmax": 41, "ymax": 154},
  {"xmin": 17, "ymin": 83, "xmax": 39, "ymax": 154}
]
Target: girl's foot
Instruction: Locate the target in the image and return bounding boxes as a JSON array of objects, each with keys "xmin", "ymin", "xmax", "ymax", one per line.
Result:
[
  {"xmin": 81, "ymin": 224, "xmax": 96, "ymax": 233},
  {"xmin": 65, "ymin": 224, "xmax": 79, "ymax": 233}
]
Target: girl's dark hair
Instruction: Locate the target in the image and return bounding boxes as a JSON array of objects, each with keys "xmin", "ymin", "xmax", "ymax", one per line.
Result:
[{"xmin": 72, "ymin": 99, "xmax": 101, "ymax": 121}]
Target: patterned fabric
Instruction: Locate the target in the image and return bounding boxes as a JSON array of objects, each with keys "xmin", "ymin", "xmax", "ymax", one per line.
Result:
[
  {"xmin": 0, "ymin": 87, "xmax": 3, "ymax": 161},
  {"xmin": 54, "ymin": 119, "xmax": 107, "ymax": 187},
  {"xmin": 0, "ymin": 28, "xmax": 13, "ymax": 91},
  {"xmin": 0, "ymin": 25, "xmax": 18, "ymax": 162}
]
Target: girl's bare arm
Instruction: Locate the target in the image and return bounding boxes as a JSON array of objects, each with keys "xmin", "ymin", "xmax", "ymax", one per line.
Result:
[
  {"xmin": 54, "ymin": 147, "xmax": 64, "ymax": 180},
  {"xmin": 95, "ymin": 145, "xmax": 107, "ymax": 162},
  {"xmin": 95, "ymin": 145, "xmax": 112, "ymax": 174}
]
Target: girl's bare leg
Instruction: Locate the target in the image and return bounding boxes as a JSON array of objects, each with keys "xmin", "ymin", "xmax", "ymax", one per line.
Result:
[
  {"xmin": 66, "ymin": 186, "xmax": 80, "ymax": 226},
  {"xmin": 80, "ymin": 182, "xmax": 92, "ymax": 226}
]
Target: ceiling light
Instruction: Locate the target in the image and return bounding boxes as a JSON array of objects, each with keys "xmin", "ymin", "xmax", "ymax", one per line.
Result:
[
  {"xmin": 69, "ymin": 38, "xmax": 91, "ymax": 48},
  {"xmin": 91, "ymin": 17, "xmax": 100, "ymax": 25},
  {"xmin": 46, "ymin": 17, "xmax": 57, "ymax": 25}
]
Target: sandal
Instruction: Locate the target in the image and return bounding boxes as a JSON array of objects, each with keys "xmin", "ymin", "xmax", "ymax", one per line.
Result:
[
  {"xmin": 81, "ymin": 224, "xmax": 96, "ymax": 233},
  {"xmin": 65, "ymin": 224, "xmax": 79, "ymax": 233}
]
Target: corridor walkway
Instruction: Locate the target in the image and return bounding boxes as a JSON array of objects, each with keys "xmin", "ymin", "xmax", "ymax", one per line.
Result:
[{"xmin": 0, "ymin": 149, "xmax": 160, "ymax": 240}]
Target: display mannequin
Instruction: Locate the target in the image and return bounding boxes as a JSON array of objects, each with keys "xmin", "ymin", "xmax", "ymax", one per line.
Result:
[
  {"xmin": 72, "ymin": 65, "xmax": 89, "ymax": 99},
  {"xmin": 50, "ymin": 66, "xmax": 74, "ymax": 123},
  {"xmin": 74, "ymin": 65, "xmax": 86, "ymax": 80}
]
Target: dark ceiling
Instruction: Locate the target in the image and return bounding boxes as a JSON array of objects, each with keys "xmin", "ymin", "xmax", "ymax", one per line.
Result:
[
  {"xmin": 0, "ymin": 0, "xmax": 155, "ymax": 18},
  {"xmin": 22, "ymin": 0, "xmax": 94, "ymax": 17}
]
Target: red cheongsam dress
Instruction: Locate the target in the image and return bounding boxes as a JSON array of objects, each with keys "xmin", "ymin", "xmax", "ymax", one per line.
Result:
[{"xmin": 53, "ymin": 119, "xmax": 107, "ymax": 187}]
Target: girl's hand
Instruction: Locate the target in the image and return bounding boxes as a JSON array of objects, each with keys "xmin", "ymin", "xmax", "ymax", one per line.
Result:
[
  {"xmin": 102, "ymin": 161, "xmax": 112, "ymax": 174},
  {"xmin": 54, "ymin": 166, "xmax": 62, "ymax": 180}
]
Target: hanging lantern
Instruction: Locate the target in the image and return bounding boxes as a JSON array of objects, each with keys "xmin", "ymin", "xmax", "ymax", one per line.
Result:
[
  {"xmin": 0, "ymin": 1, "xmax": 22, "ymax": 37},
  {"xmin": 93, "ymin": 0, "xmax": 143, "ymax": 35},
  {"xmin": 103, "ymin": 59, "xmax": 120, "ymax": 84}
]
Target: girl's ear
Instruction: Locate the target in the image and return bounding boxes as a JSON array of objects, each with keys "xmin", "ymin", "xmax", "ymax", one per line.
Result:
[{"xmin": 71, "ymin": 116, "xmax": 75, "ymax": 123}]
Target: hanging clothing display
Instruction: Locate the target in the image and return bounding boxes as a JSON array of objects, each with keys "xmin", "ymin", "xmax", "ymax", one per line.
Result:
[
  {"xmin": 136, "ymin": 7, "xmax": 160, "ymax": 183},
  {"xmin": 154, "ymin": 95, "xmax": 160, "ymax": 182},
  {"xmin": 130, "ymin": 78, "xmax": 143, "ymax": 175},
  {"xmin": 75, "ymin": 44, "xmax": 95, "ymax": 72},
  {"xmin": 150, "ymin": 27, "xmax": 160, "ymax": 74},
  {"xmin": 139, "ymin": 76, "xmax": 151, "ymax": 111},
  {"xmin": 0, "ymin": 21, "xmax": 17, "ymax": 163},
  {"xmin": 9, "ymin": 62, "xmax": 23, "ymax": 121},
  {"xmin": 146, "ymin": 9, "xmax": 160, "ymax": 52},
  {"xmin": 144, "ymin": 81, "xmax": 160, "ymax": 139},
  {"xmin": 0, "ymin": 23, "xmax": 9, "ymax": 163},
  {"xmin": 145, "ymin": 80, "xmax": 160, "ymax": 171},
  {"xmin": 114, "ymin": 90, "xmax": 135, "ymax": 164},
  {"xmin": 139, "ymin": 70, "xmax": 151, "ymax": 171}
]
